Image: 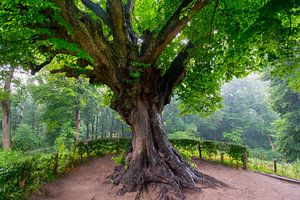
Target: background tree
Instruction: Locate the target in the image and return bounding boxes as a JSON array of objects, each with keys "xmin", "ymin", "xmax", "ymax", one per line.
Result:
[
  {"xmin": 27, "ymin": 71, "xmax": 127, "ymax": 143},
  {"xmin": 0, "ymin": 0, "xmax": 41, "ymax": 149},
  {"xmin": 270, "ymin": 79, "xmax": 300, "ymax": 160},
  {"xmin": 1, "ymin": 0, "xmax": 298, "ymax": 198},
  {"xmin": 0, "ymin": 66, "xmax": 14, "ymax": 150},
  {"xmin": 220, "ymin": 75, "xmax": 277, "ymax": 148}
]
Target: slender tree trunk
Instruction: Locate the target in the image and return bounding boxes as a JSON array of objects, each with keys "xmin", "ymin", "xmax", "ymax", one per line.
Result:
[
  {"xmin": 1, "ymin": 68, "xmax": 14, "ymax": 150},
  {"xmin": 31, "ymin": 103, "xmax": 35, "ymax": 130},
  {"xmin": 19, "ymin": 103, "xmax": 24, "ymax": 125},
  {"xmin": 91, "ymin": 116, "xmax": 95, "ymax": 139},
  {"xmin": 95, "ymin": 106, "xmax": 100, "ymax": 139},
  {"xmin": 86, "ymin": 122, "xmax": 89, "ymax": 139},
  {"xmin": 75, "ymin": 78, "xmax": 81, "ymax": 140},
  {"xmin": 95, "ymin": 115, "xmax": 99, "ymax": 139},
  {"xmin": 109, "ymin": 115, "xmax": 115, "ymax": 138},
  {"xmin": 268, "ymin": 136, "xmax": 275, "ymax": 151},
  {"xmin": 100, "ymin": 107, "xmax": 108, "ymax": 138},
  {"xmin": 121, "ymin": 123, "xmax": 125, "ymax": 138},
  {"xmin": 100, "ymin": 111, "xmax": 105, "ymax": 138}
]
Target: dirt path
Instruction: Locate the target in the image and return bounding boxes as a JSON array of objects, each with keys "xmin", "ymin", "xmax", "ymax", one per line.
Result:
[{"xmin": 30, "ymin": 155, "xmax": 300, "ymax": 200}]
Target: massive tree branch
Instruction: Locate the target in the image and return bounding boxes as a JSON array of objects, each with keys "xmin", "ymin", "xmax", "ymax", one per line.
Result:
[
  {"xmin": 161, "ymin": 42, "xmax": 193, "ymax": 105},
  {"xmin": 124, "ymin": 0, "xmax": 138, "ymax": 48},
  {"xmin": 106, "ymin": 0, "xmax": 131, "ymax": 60},
  {"xmin": 53, "ymin": 0, "xmax": 113, "ymax": 62},
  {"xmin": 140, "ymin": 0, "xmax": 209, "ymax": 64},
  {"xmin": 81, "ymin": 0, "xmax": 108, "ymax": 25},
  {"xmin": 53, "ymin": 0, "xmax": 121, "ymax": 92}
]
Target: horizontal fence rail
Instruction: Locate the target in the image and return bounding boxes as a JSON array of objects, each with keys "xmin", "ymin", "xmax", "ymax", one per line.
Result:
[{"xmin": 76, "ymin": 138, "xmax": 249, "ymax": 169}]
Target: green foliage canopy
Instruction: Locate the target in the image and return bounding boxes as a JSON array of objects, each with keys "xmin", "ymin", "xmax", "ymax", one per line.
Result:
[{"xmin": 0, "ymin": 0, "xmax": 298, "ymax": 116}]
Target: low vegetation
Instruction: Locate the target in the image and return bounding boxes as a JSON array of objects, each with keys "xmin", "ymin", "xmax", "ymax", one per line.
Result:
[
  {"xmin": 0, "ymin": 138, "xmax": 247, "ymax": 199},
  {"xmin": 2, "ymin": 138, "xmax": 300, "ymax": 200}
]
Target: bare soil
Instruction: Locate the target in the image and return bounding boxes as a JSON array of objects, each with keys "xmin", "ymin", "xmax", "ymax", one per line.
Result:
[{"xmin": 30, "ymin": 155, "xmax": 300, "ymax": 200}]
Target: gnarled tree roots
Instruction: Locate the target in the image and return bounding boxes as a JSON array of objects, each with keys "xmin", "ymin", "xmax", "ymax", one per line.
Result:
[{"xmin": 109, "ymin": 147, "xmax": 226, "ymax": 200}]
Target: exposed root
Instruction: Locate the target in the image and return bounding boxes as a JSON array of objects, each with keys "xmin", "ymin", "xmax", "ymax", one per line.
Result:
[
  {"xmin": 156, "ymin": 183, "xmax": 186, "ymax": 200},
  {"xmin": 108, "ymin": 149, "xmax": 227, "ymax": 200}
]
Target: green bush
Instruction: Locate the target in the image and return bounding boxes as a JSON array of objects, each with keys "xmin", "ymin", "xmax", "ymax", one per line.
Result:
[
  {"xmin": 201, "ymin": 140, "xmax": 218, "ymax": 158},
  {"xmin": 12, "ymin": 124, "xmax": 41, "ymax": 152},
  {"xmin": 0, "ymin": 149, "xmax": 82, "ymax": 199},
  {"xmin": 0, "ymin": 151, "xmax": 56, "ymax": 200}
]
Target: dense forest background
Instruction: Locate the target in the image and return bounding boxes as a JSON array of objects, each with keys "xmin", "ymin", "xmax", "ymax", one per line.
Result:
[{"xmin": 1, "ymin": 69, "xmax": 299, "ymax": 161}]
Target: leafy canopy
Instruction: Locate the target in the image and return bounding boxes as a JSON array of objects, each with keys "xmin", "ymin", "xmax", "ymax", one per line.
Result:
[{"xmin": 0, "ymin": 0, "xmax": 298, "ymax": 115}]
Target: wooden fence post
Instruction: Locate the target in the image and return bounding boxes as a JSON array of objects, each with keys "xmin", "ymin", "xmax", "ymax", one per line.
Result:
[
  {"xmin": 274, "ymin": 159, "xmax": 277, "ymax": 173},
  {"xmin": 220, "ymin": 153, "xmax": 224, "ymax": 163}
]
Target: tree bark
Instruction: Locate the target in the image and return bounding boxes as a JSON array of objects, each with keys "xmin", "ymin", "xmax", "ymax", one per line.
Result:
[
  {"xmin": 1, "ymin": 67, "xmax": 14, "ymax": 150},
  {"xmin": 111, "ymin": 97, "xmax": 224, "ymax": 199}
]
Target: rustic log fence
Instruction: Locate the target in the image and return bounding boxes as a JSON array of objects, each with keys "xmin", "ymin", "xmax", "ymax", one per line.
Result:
[{"xmin": 76, "ymin": 138, "xmax": 249, "ymax": 169}]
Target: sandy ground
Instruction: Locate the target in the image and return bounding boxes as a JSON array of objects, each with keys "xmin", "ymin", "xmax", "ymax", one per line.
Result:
[{"xmin": 30, "ymin": 155, "xmax": 300, "ymax": 200}]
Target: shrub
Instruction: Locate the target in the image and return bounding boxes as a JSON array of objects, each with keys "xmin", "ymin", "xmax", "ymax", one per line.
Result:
[{"xmin": 12, "ymin": 124, "xmax": 41, "ymax": 152}]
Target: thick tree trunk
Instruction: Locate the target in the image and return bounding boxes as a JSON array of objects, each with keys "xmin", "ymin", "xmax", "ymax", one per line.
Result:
[
  {"xmin": 111, "ymin": 98, "xmax": 224, "ymax": 199},
  {"xmin": 1, "ymin": 68, "xmax": 14, "ymax": 150}
]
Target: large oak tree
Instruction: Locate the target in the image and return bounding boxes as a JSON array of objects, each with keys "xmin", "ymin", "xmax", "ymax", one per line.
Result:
[{"xmin": 0, "ymin": 0, "xmax": 298, "ymax": 199}]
